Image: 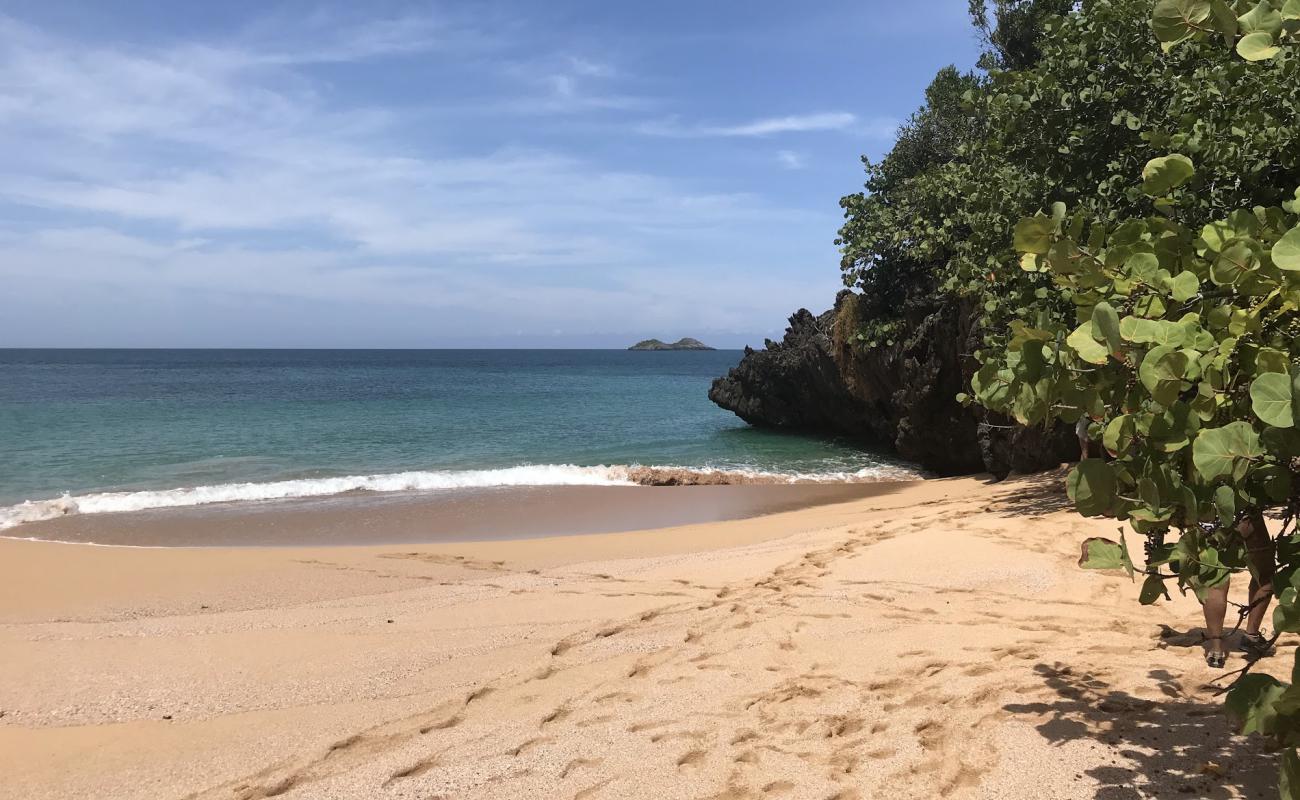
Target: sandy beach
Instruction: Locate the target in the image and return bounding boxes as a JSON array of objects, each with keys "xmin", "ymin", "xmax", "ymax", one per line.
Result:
[{"xmin": 0, "ymin": 473, "xmax": 1288, "ymax": 799}]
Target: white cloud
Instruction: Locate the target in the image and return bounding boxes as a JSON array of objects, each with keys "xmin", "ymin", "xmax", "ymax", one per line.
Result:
[
  {"xmin": 637, "ymin": 111, "xmax": 863, "ymax": 138},
  {"xmin": 0, "ymin": 11, "xmax": 847, "ymax": 345},
  {"xmin": 776, "ymin": 150, "xmax": 806, "ymax": 169},
  {"xmin": 565, "ymin": 55, "xmax": 616, "ymax": 78}
]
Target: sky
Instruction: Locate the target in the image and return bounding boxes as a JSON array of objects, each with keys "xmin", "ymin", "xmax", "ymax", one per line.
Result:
[{"xmin": 0, "ymin": 1, "xmax": 984, "ymax": 348}]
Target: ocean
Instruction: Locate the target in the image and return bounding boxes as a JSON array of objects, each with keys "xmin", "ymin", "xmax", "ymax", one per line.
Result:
[{"xmin": 0, "ymin": 349, "xmax": 918, "ymax": 531}]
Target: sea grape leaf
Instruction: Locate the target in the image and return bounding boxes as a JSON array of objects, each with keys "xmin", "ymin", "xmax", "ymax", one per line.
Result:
[
  {"xmin": 1014, "ymin": 216, "xmax": 1055, "ymax": 255},
  {"xmin": 1193, "ymin": 421, "xmax": 1264, "ymax": 481},
  {"xmin": 1142, "ymin": 154, "xmax": 1195, "ymax": 196},
  {"xmin": 1277, "ymin": 588, "xmax": 1300, "ymax": 634},
  {"xmin": 1171, "ymin": 271, "xmax": 1200, "ymax": 302},
  {"xmin": 1121, "ymin": 317, "xmax": 1187, "ymax": 346},
  {"xmin": 1227, "ymin": 673, "xmax": 1287, "ymax": 735},
  {"xmin": 1139, "ymin": 345, "xmax": 1188, "ymax": 406},
  {"xmin": 1212, "ymin": 241, "xmax": 1260, "ymax": 285},
  {"xmin": 1237, "ymin": 31, "xmax": 1281, "ymax": 60},
  {"xmin": 1078, "ymin": 535, "xmax": 1132, "ymax": 574},
  {"xmin": 1126, "ymin": 252, "xmax": 1160, "ymax": 280},
  {"xmin": 1256, "ymin": 348, "xmax": 1290, "ymax": 375},
  {"xmin": 1281, "ymin": 748, "xmax": 1300, "ymax": 800},
  {"xmin": 1133, "ymin": 294, "xmax": 1167, "ymax": 319},
  {"xmin": 1092, "ymin": 302, "xmax": 1123, "ymax": 353},
  {"xmin": 1214, "ymin": 484, "xmax": 1237, "ymax": 526},
  {"xmin": 1210, "ymin": 0, "xmax": 1240, "ymax": 44},
  {"xmin": 1104, "ymin": 415, "xmax": 1137, "ymax": 456},
  {"xmin": 1152, "ymin": 0, "xmax": 1213, "ymax": 48},
  {"xmin": 1068, "ymin": 460, "xmax": 1117, "ymax": 517},
  {"xmin": 1275, "ymin": 225, "xmax": 1300, "ymax": 271},
  {"xmin": 1251, "ymin": 372, "xmax": 1294, "ymax": 428},
  {"xmin": 1139, "ymin": 574, "xmax": 1170, "ymax": 605},
  {"xmin": 1255, "ymin": 464, "xmax": 1292, "ymax": 503},
  {"xmin": 1067, "ymin": 323, "xmax": 1110, "ymax": 364},
  {"xmin": 1238, "ymin": 0, "xmax": 1284, "ymax": 35}
]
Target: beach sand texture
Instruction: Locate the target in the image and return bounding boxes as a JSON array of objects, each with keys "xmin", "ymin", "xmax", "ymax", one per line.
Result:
[{"xmin": 0, "ymin": 472, "xmax": 1287, "ymax": 799}]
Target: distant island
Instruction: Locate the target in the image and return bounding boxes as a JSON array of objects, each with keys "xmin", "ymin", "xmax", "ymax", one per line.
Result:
[{"xmin": 628, "ymin": 338, "xmax": 715, "ymax": 351}]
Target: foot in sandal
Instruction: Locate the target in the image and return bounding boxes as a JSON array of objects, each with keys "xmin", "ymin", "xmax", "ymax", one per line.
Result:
[{"xmin": 1205, "ymin": 635, "xmax": 1227, "ymax": 669}]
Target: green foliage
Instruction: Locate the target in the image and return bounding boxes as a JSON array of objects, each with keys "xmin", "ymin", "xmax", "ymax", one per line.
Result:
[
  {"xmin": 961, "ymin": 4, "xmax": 1300, "ymax": 791},
  {"xmin": 838, "ymin": 0, "xmax": 1300, "ymax": 347},
  {"xmin": 1078, "ymin": 534, "xmax": 1136, "ymax": 574},
  {"xmin": 969, "ymin": 0, "xmax": 1079, "ymax": 70}
]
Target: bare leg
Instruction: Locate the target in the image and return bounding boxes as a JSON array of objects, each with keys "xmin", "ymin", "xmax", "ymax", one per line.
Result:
[
  {"xmin": 1202, "ymin": 579, "xmax": 1229, "ymax": 665},
  {"xmin": 1241, "ymin": 511, "xmax": 1274, "ymax": 638}
]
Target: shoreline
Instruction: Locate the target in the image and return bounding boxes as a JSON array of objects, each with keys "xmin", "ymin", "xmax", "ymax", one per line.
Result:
[
  {"xmin": 3, "ymin": 481, "xmax": 912, "ymax": 548},
  {"xmin": 3, "ymin": 471, "xmax": 1290, "ymax": 799}
]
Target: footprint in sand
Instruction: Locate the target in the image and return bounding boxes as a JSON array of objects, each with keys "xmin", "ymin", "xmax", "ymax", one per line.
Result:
[
  {"xmin": 675, "ymin": 749, "xmax": 707, "ymax": 769},
  {"xmin": 509, "ymin": 735, "xmax": 553, "ymax": 756},
  {"xmin": 385, "ymin": 757, "xmax": 437, "ymax": 784},
  {"xmin": 560, "ymin": 757, "xmax": 602, "ymax": 779}
]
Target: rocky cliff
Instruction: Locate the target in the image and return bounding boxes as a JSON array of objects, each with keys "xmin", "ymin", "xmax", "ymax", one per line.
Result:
[{"xmin": 709, "ymin": 291, "xmax": 1076, "ymax": 478}]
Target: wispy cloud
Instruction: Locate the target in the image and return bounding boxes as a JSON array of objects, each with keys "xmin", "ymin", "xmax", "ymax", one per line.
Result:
[
  {"xmin": 776, "ymin": 150, "xmax": 807, "ymax": 169},
  {"xmin": 0, "ymin": 10, "xmax": 846, "ymax": 346},
  {"xmin": 637, "ymin": 111, "xmax": 863, "ymax": 138}
]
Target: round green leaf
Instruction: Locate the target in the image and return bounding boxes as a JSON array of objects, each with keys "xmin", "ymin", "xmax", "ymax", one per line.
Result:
[
  {"xmin": 1237, "ymin": 31, "xmax": 1281, "ymax": 60},
  {"xmin": 1250, "ymin": 372, "xmax": 1294, "ymax": 427},
  {"xmin": 1273, "ymin": 225, "xmax": 1300, "ymax": 271},
  {"xmin": 1139, "ymin": 345, "xmax": 1188, "ymax": 406},
  {"xmin": 1152, "ymin": 0, "xmax": 1212, "ymax": 47},
  {"xmin": 1238, "ymin": 0, "xmax": 1284, "ymax": 35},
  {"xmin": 1193, "ymin": 421, "xmax": 1264, "ymax": 482},
  {"xmin": 1171, "ymin": 270, "xmax": 1201, "ymax": 302},
  {"xmin": 1142, "ymin": 154, "xmax": 1195, "ymax": 196},
  {"xmin": 1067, "ymin": 322, "xmax": 1109, "ymax": 365},
  {"xmin": 1103, "ymin": 415, "xmax": 1137, "ymax": 456},
  {"xmin": 1014, "ymin": 216, "xmax": 1055, "ymax": 255},
  {"xmin": 1068, "ymin": 460, "xmax": 1117, "ymax": 517}
]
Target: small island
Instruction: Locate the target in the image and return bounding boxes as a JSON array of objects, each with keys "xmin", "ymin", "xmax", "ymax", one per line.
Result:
[{"xmin": 628, "ymin": 337, "xmax": 715, "ymax": 351}]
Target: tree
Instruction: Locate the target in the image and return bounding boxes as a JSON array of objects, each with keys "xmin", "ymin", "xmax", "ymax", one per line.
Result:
[
  {"xmin": 968, "ymin": 0, "xmax": 1078, "ymax": 71},
  {"xmin": 968, "ymin": 2, "xmax": 1300, "ymax": 794}
]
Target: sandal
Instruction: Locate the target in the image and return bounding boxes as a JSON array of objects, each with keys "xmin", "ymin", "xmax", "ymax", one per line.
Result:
[
  {"xmin": 1206, "ymin": 636, "xmax": 1227, "ymax": 669},
  {"xmin": 1241, "ymin": 631, "xmax": 1272, "ymax": 658}
]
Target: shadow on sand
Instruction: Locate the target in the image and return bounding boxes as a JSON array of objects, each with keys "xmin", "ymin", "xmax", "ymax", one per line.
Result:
[
  {"xmin": 982, "ymin": 469, "xmax": 1076, "ymax": 519},
  {"xmin": 1004, "ymin": 662, "xmax": 1276, "ymax": 799}
]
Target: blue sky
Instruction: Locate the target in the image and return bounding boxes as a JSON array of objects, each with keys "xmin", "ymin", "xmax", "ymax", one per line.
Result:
[{"xmin": 0, "ymin": 1, "xmax": 983, "ymax": 347}]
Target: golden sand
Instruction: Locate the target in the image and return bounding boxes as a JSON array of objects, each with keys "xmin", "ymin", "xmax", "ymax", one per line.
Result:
[{"xmin": 0, "ymin": 472, "xmax": 1287, "ymax": 799}]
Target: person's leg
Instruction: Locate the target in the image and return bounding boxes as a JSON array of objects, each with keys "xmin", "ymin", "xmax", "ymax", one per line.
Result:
[
  {"xmin": 1241, "ymin": 510, "xmax": 1274, "ymax": 639},
  {"xmin": 1202, "ymin": 579, "xmax": 1229, "ymax": 666}
]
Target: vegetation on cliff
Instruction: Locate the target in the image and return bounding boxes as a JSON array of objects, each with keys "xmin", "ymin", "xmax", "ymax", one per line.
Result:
[{"xmin": 839, "ymin": 0, "xmax": 1299, "ymax": 350}]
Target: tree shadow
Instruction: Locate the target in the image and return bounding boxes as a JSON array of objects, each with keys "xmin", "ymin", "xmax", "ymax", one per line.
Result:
[
  {"xmin": 982, "ymin": 470, "xmax": 1075, "ymax": 518},
  {"xmin": 1004, "ymin": 662, "xmax": 1277, "ymax": 799}
]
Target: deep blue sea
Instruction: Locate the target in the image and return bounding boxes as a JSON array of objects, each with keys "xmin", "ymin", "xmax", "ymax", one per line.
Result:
[{"xmin": 0, "ymin": 349, "xmax": 916, "ymax": 529}]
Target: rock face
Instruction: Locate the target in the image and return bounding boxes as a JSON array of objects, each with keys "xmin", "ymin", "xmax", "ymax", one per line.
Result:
[
  {"xmin": 706, "ymin": 308, "xmax": 873, "ymax": 437},
  {"xmin": 709, "ymin": 290, "xmax": 1076, "ymax": 478},
  {"xmin": 629, "ymin": 337, "xmax": 716, "ymax": 351}
]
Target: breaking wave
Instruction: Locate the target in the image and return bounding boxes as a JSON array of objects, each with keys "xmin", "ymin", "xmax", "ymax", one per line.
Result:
[{"xmin": 0, "ymin": 462, "xmax": 922, "ymax": 532}]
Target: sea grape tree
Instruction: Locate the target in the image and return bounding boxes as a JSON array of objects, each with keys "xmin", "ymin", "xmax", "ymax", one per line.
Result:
[{"xmin": 968, "ymin": 1, "xmax": 1300, "ymax": 794}]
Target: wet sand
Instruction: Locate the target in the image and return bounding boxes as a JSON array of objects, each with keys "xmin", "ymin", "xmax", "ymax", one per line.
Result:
[
  {"xmin": 8, "ymin": 482, "xmax": 907, "ymax": 547},
  {"xmin": 0, "ymin": 473, "xmax": 1291, "ymax": 799}
]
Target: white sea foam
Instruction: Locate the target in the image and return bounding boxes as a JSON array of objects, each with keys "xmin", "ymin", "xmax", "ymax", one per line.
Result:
[{"xmin": 0, "ymin": 462, "xmax": 922, "ymax": 532}]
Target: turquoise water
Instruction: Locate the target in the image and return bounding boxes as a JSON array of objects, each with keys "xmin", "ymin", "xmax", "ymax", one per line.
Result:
[{"xmin": 0, "ymin": 349, "xmax": 916, "ymax": 527}]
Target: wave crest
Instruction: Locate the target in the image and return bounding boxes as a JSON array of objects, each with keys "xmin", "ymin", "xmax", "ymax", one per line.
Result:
[{"xmin": 0, "ymin": 462, "xmax": 920, "ymax": 531}]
